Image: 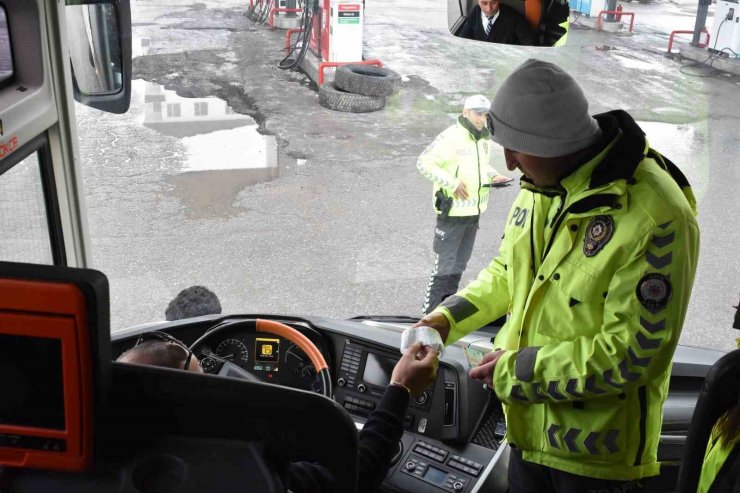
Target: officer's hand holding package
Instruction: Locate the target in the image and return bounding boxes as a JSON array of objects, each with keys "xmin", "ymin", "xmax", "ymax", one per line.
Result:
[{"xmin": 468, "ymin": 349, "xmax": 507, "ymax": 387}]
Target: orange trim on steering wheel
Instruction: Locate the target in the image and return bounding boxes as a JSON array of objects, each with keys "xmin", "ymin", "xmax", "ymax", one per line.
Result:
[{"xmin": 256, "ymin": 319, "xmax": 328, "ymax": 371}]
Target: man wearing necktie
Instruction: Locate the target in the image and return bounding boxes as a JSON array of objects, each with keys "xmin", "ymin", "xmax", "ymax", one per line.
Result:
[{"xmin": 458, "ymin": 0, "xmax": 537, "ymax": 46}]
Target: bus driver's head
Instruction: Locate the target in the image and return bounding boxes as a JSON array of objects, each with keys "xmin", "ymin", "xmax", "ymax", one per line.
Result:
[{"xmin": 117, "ymin": 331, "xmax": 202, "ymax": 373}]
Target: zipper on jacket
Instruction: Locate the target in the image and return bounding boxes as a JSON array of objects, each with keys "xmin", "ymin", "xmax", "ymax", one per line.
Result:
[
  {"xmin": 541, "ymin": 193, "xmax": 620, "ymax": 261},
  {"xmin": 542, "ymin": 192, "xmax": 567, "ymax": 262},
  {"xmin": 530, "ymin": 195, "xmax": 537, "ymax": 275},
  {"xmin": 549, "ymin": 193, "xmax": 566, "ymax": 228},
  {"xmin": 476, "ymin": 140, "xmax": 482, "ymax": 217}
]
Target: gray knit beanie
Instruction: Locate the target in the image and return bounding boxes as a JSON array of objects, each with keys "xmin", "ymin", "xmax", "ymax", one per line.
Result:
[{"xmin": 489, "ymin": 59, "xmax": 602, "ymax": 158}]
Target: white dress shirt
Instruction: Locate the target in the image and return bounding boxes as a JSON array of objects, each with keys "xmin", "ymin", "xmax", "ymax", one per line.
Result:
[{"xmin": 481, "ymin": 10, "xmax": 500, "ymax": 35}]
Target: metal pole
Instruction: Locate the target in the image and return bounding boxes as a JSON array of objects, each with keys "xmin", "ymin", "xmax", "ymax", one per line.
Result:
[
  {"xmin": 286, "ymin": 0, "xmax": 296, "ymax": 17},
  {"xmin": 605, "ymin": 0, "xmax": 617, "ymax": 22},
  {"xmin": 692, "ymin": 0, "xmax": 710, "ymax": 45}
]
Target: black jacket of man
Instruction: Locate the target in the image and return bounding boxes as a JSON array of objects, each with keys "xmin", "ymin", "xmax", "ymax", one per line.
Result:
[
  {"xmin": 287, "ymin": 384, "xmax": 410, "ymax": 492},
  {"xmin": 458, "ymin": 4, "xmax": 536, "ymax": 46}
]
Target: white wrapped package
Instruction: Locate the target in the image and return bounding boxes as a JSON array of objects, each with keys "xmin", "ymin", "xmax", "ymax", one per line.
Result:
[{"xmin": 400, "ymin": 326, "xmax": 444, "ymax": 357}]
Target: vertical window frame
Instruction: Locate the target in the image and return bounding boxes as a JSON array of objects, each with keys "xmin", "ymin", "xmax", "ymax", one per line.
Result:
[
  {"xmin": 0, "ymin": 133, "xmax": 67, "ymax": 266},
  {"xmin": 0, "ymin": 2, "xmax": 16, "ymax": 90}
]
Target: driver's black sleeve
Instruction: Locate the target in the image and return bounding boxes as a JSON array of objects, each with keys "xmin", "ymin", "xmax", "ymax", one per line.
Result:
[{"xmin": 287, "ymin": 384, "xmax": 410, "ymax": 493}]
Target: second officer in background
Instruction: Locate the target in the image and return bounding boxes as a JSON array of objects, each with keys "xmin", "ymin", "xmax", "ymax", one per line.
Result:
[{"xmin": 417, "ymin": 94, "xmax": 510, "ymax": 314}]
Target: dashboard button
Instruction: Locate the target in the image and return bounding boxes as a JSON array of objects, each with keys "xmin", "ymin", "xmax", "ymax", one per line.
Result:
[
  {"xmin": 453, "ymin": 481, "xmax": 464, "ymax": 492},
  {"xmin": 405, "ymin": 461, "xmax": 416, "ymax": 472},
  {"xmin": 357, "ymin": 383, "xmax": 367, "ymax": 393},
  {"xmin": 337, "ymin": 378, "xmax": 346, "ymax": 387},
  {"xmin": 415, "ymin": 392, "xmax": 428, "ymax": 405}
]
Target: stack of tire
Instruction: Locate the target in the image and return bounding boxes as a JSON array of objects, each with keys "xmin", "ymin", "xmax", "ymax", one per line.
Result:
[{"xmin": 319, "ymin": 64, "xmax": 401, "ymax": 113}]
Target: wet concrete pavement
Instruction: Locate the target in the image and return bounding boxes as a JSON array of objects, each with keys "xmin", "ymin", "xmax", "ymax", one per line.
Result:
[{"xmin": 75, "ymin": 0, "xmax": 739, "ymax": 351}]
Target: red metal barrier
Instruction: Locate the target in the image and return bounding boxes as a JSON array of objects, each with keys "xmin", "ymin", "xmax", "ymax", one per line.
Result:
[
  {"xmin": 597, "ymin": 10, "xmax": 635, "ymax": 32},
  {"xmin": 270, "ymin": 7, "xmax": 303, "ymax": 29},
  {"xmin": 285, "ymin": 28, "xmax": 305, "ymax": 52},
  {"xmin": 318, "ymin": 59, "xmax": 383, "ymax": 86},
  {"xmin": 667, "ymin": 27, "xmax": 710, "ymax": 53}
]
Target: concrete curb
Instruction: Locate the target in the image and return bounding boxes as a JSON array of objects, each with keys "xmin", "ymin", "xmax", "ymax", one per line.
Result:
[{"xmin": 577, "ymin": 16, "xmax": 625, "ymax": 32}]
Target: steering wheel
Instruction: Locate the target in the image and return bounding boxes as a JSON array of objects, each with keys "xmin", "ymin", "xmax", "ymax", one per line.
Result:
[{"xmin": 189, "ymin": 318, "xmax": 332, "ymax": 398}]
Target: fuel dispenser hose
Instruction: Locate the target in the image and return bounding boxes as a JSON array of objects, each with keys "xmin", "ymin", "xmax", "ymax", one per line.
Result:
[{"xmin": 278, "ymin": 0, "xmax": 316, "ymax": 70}]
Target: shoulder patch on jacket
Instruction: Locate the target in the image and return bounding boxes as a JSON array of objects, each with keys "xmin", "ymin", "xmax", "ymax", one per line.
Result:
[{"xmin": 636, "ymin": 273, "xmax": 672, "ymax": 311}]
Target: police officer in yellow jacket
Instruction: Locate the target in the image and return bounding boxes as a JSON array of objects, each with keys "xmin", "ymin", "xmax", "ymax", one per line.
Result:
[
  {"xmin": 696, "ymin": 325, "xmax": 740, "ymax": 493},
  {"xmin": 417, "ymin": 95, "xmax": 511, "ymax": 314},
  {"xmin": 416, "ymin": 59, "xmax": 700, "ymax": 491},
  {"xmin": 698, "ymin": 396, "xmax": 739, "ymax": 493}
]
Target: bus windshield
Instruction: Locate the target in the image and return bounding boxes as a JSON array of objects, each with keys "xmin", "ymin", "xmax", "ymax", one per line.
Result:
[{"xmin": 70, "ymin": 0, "xmax": 738, "ymax": 351}]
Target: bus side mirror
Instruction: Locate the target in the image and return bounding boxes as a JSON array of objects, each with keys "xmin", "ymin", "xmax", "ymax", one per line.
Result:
[{"xmin": 65, "ymin": 0, "xmax": 131, "ymax": 114}]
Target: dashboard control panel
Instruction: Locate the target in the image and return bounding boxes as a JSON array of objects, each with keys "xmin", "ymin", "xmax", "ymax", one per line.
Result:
[
  {"xmin": 335, "ymin": 340, "xmax": 442, "ymax": 435},
  {"xmin": 338, "ymin": 341, "xmax": 436, "ymax": 408},
  {"xmin": 396, "ymin": 439, "xmax": 490, "ymax": 492}
]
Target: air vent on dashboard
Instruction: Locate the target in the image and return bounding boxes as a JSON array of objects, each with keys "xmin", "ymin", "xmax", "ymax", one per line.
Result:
[
  {"xmin": 339, "ymin": 342, "xmax": 361, "ymax": 388},
  {"xmin": 444, "ymin": 382, "xmax": 456, "ymax": 426}
]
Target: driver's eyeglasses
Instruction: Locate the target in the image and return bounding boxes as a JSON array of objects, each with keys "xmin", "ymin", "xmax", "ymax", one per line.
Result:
[{"xmin": 134, "ymin": 331, "xmax": 194, "ymax": 371}]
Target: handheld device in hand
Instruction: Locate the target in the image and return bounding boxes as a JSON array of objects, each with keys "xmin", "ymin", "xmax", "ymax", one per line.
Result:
[
  {"xmin": 483, "ymin": 176, "xmax": 514, "ymax": 188},
  {"xmin": 400, "ymin": 326, "xmax": 444, "ymax": 356}
]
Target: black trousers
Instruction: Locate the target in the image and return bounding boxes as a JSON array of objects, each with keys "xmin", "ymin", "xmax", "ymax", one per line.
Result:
[
  {"xmin": 508, "ymin": 449, "xmax": 646, "ymax": 493},
  {"xmin": 422, "ymin": 215, "xmax": 479, "ymax": 314}
]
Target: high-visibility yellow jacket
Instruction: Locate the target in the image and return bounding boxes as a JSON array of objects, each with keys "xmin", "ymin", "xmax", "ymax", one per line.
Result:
[
  {"xmin": 435, "ymin": 110, "xmax": 700, "ymax": 480},
  {"xmin": 554, "ymin": 19, "xmax": 569, "ymax": 46},
  {"xmin": 416, "ymin": 116, "xmax": 497, "ymax": 217},
  {"xmin": 698, "ymin": 415, "xmax": 739, "ymax": 493}
]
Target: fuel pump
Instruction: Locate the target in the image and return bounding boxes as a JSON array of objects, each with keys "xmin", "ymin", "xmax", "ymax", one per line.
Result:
[{"xmin": 309, "ymin": 0, "xmax": 363, "ymax": 62}]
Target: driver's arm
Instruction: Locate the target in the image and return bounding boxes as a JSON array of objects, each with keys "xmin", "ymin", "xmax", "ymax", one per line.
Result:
[
  {"xmin": 288, "ymin": 384, "xmax": 410, "ymax": 493},
  {"xmin": 287, "ymin": 343, "xmax": 438, "ymax": 493}
]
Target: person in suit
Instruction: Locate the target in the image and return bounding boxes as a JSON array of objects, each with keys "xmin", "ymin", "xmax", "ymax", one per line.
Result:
[{"xmin": 458, "ymin": 0, "xmax": 537, "ymax": 46}]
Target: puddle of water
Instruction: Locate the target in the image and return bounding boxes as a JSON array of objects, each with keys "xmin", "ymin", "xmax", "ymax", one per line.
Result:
[
  {"xmin": 614, "ymin": 56, "xmax": 655, "ymax": 72},
  {"xmin": 132, "ymin": 78, "xmax": 286, "ymax": 218},
  {"xmin": 167, "ymin": 163, "xmax": 278, "ymax": 219}
]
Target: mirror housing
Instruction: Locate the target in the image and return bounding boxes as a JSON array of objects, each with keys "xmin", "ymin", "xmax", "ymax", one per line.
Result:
[{"xmin": 66, "ymin": 0, "xmax": 131, "ymax": 114}]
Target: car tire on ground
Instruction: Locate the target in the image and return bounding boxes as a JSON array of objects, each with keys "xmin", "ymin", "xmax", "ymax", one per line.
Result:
[
  {"xmin": 334, "ymin": 64, "xmax": 402, "ymax": 97},
  {"xmin": 318, "ymin": 82, "xmax": 386, "ymax": 113}
]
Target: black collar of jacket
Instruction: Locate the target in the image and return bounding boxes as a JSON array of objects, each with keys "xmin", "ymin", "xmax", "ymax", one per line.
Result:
[
  {"xmin": 587, "ymin": 110, "xmax": 647, "ymax": 188},
  {"xmin": 523, "ymin": 110, "xmax": 646, "ymax": 193},
  {"xmin": 459, "ymin": 115, "xmax": 490, "ymax": 141}
]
